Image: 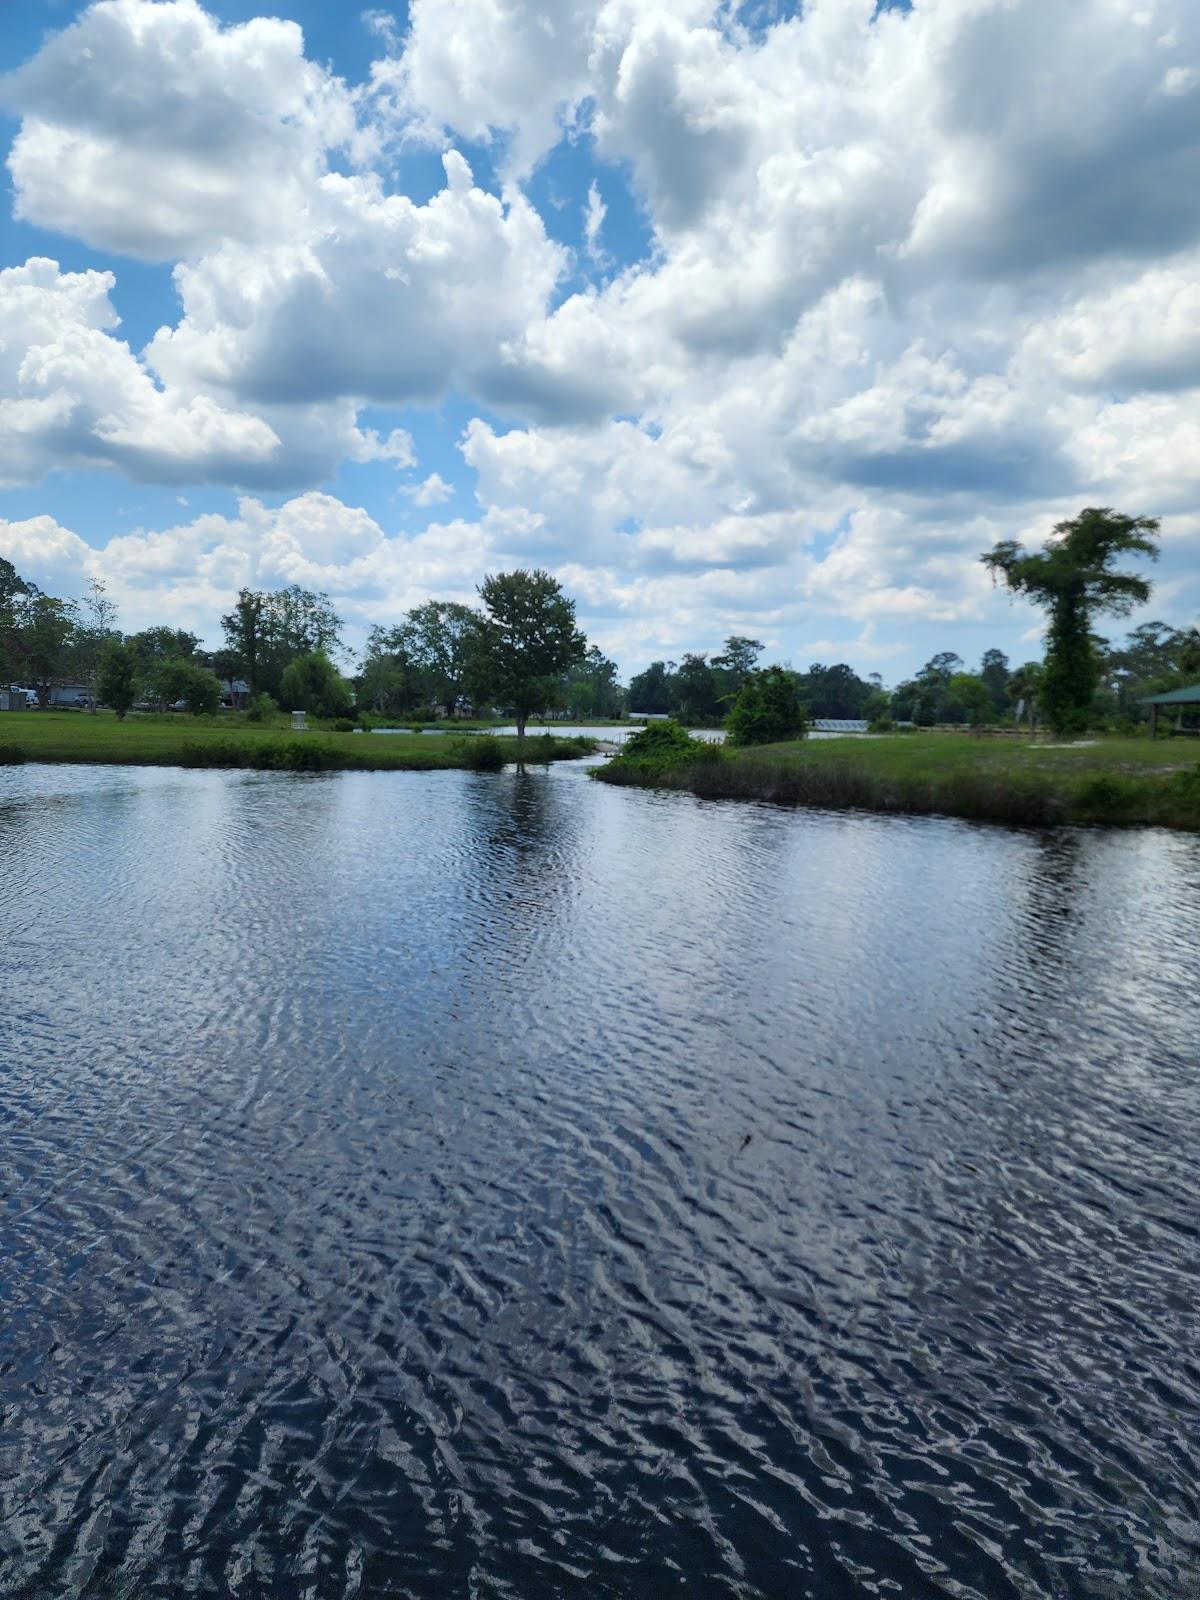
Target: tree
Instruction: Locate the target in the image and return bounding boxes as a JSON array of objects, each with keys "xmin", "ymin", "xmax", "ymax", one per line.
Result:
[
  {"xmin": 74, "ymin": 577, "xmax": 120, "ymax": 713},
  {"xmin": 628, "ymin": 660, "xmax": 672, "ymax": 715},
  {"xmin": 671, "ymin": 653, "xmax": 721, "ymax": 723},
  {"xmin": 796, "ymin": 661, "xmax": 875, "ymax": 720},
  {"xmin": 279, "ymin": 651, "xmax": 352, "ymax": 719},
  {"xmin": 564, "ymin": 645, "xmax": 624, "ymax": 719},
  {"xmin": 155, "ymin": 659, "xmax": 220, "ymax": 715},
  {"xmin": 221, "ymin": 590, "xmax": 263, "ymax": 694},
  {"xmin": 97, "ymin": 639, "xmax": 139, "ymax": 719},
  {"xmin": 711, "ymin": 636, "xmax": 763, "ymax": 696},
  {"xmin": 979, "ymin": 648, "xmax": 1010, "ymax": 715},
  {"xmin": 725, "ymin": 666, "xmax": 806, "ymax": 746},
  {"xmin": 222, "ymin": 586, "xmax": 343, "ymax": 699},
  {"xmin": 359, "ymin": 627, "xmax": 420, "ymax": 714},
  {"xmin": 983, "ymin": 507, "xmax": 1159, "ymax": 734},
  {"xmin": 946, "ymin": 673, "xmax": 993, "ymax": 726},
  {"xmin": 10, "ymin": 589, "xmax": 77, "ymax": 704},
  {"xmin": 470, "ymin": 570, "xmax": 586, "ymax": 740},
  {"xmin": 0, "ymin": 556, "xmax": 30, "ymax": 683},
  {"xmin": 210, "ymin": 647, "xmax": 244, "ymax": 706},
  {"xmin": 1006, "ymin": 662, "xmax": 1043, "ymax": 727},
  {"xmin": 396, "ymin": 601, "xmax": 478, "ymax": 716}
]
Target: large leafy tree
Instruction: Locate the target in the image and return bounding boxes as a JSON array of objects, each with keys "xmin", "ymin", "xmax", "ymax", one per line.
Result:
[
  {"xmin": 983, "ymin": 508, "xmax": 1159, "ymax": 734},
  {"xmin": 396, "ymin": 601, "xmax": 478, "ymax": 717},
  {"xmin": 97, "ymin": 639, "xmax": 139, "ymax": 719},
  {"xmin": 221, "ymin": 586, "xmax": 343, "ymax": 698},
  {"xmin": 564, "ymin": 645, "xmax": 624, "ymax": 719},
  {"xmin": 470, "ymin": 570, "xmax": 586, "ymax": 739},
  {"xmin": 10, "ymin": 589, "xmax": 78, "ymax": 704},
  {"xmin": 0, "ymin": 557, "xmax": 29, "ymax": 676},
  {"xmin": 628, "ymin": 660, "xmax": 673, "ymax": 715}
]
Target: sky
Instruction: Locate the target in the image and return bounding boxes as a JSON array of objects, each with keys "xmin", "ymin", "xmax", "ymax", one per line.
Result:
[{"xmin": 0, "ymin": 0, "xmax": 1198, "ymax": 682}]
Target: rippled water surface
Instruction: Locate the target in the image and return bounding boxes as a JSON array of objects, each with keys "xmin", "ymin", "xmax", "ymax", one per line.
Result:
[{"xmin": 2, "ymin": 760, "xmax": 1199, "ymax": 1598}]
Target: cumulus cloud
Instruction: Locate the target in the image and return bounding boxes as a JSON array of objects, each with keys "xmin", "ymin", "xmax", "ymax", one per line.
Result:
[
  {"xmin": 1, "ymin": 0, "xmax": 1199, "ymax": 669},
  {"xmin": 3, "ymin": 0, "xmax": 360, "ymax": 260}
]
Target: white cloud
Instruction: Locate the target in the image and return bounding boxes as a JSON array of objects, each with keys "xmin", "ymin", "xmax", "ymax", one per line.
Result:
[
  {"xmin": 2, "ymin": 0, "xmax": 1199, "ymax": 670},
  {"xmin": 3, "ymin": 0, "xmax": 360, "ymax": 261},
  {"xmin": 407, "ymin": 472, "xmax": 454, "ymax": 506}
]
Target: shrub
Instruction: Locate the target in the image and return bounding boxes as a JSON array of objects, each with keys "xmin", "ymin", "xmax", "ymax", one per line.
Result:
[
  {"xmin": 450, "ymin": 735, "xmax": 505, "ymax": 771},
  {"xmin": 245, "ymin": 693, "xmax": 279, "ymax": 722},
  {"xmin": 725, "ymin": 669, "xmax": 806, "ymax": 746},
  {"xmin": 608, "ymin": 720, "xmax": 708, "ymax": 777},
  {"xmin": 178, "ymin": 738, "xmax": 350, "ymax": 772},
  {"xmin": 867, "ymin": 715, "xmax": 895, "ymax": 734},
  {"xmin": 278, "ymin": 652, "xmax": 352, "ymax": 719},
  {"xmin": 333, "ymin": 719, "xmax": 356, "ymax": 733}
]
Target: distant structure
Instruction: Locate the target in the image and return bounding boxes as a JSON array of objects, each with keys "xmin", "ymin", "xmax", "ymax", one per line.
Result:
[
  {"xmin": 811, "ymin": 718, "xmax": 869, "ymax": 733},
  {"xmin": 1140, "ymin": 683, "xmax": 1200, "ymax": 738}
]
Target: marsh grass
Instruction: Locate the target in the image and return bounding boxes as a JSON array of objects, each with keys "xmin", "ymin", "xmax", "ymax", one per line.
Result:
[
  {"xmin": 0, "ymin": 711, "xmax": 594, "ymax": 774},
  {"xmin": 596, "ymin": 733, "xmax": 1200, "ymax": 830}
]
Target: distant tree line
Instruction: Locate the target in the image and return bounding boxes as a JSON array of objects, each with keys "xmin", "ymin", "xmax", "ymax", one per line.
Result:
[{"xmin": 3, "ymin": 507, "xmax": 1195, "ymax": 736}]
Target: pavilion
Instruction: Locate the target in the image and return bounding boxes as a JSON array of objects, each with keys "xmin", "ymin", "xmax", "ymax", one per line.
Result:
[{"xmin": 1140, "ymin": 683, "xmax": 1200, "ymax": 737}]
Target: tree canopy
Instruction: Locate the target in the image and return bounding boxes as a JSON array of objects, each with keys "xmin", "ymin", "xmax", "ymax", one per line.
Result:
[{"xmin": 983, "ymin": 507, "xmax": 1160, "ymax": 734}]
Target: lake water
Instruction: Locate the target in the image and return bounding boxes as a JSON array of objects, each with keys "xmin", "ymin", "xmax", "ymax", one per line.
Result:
[{"xmin": 2, "ymin": 759, "xmax": 1199, "ymax": 1598}]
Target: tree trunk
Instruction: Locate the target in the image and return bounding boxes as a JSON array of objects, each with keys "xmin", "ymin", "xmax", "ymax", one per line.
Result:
[{"xmin": 516, "ymin": 710, "xmax": 527, "ymax": 741}]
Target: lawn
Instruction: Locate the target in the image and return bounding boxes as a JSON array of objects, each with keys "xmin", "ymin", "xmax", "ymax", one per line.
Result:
[
  {"xmin": 0, "ymin": 711, "xmax": 595, "ymax": 772},
  {"xmin": 595, "ymin": 731, "xmax": 1200, "ymax": 829}
]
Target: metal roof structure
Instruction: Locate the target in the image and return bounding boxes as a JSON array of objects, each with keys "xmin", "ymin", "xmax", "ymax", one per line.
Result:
[{"xmin": 1139, "ymin": 682, "xmax": 1200, "ymax": 706}]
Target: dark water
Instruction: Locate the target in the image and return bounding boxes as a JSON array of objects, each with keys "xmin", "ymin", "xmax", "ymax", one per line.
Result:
[{"xmin": 2, "ymin": 760, "xmax": 1199, "ymax": 1599}]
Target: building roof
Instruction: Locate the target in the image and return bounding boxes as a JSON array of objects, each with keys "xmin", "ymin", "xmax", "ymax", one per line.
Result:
[
  {"xmin": 1139, "ymin": 681, "xmax": 1200, "ymax": 707},
  {"xmin": 1140, "ymin": 682, "xmax": 1200, "ymax": 706}
]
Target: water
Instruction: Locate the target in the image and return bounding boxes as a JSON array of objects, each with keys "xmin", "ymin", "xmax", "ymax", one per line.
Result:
[{"xmin": 2, "ymin": 759, "xmax": 1198, "ymax": 1599}]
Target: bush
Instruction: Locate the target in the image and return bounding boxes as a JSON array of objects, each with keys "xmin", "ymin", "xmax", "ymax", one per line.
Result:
[
  {"xmin": 333, "ymin": 719, "xmax": 356, "ymax": 733},
  {"xmin": 608, "ymin": 720, "xmax": 708, "ymax": 777},
  {"xmin": 867, "ymin": 715, "xmax": 895, "ymax": 734},
  {"xmin": 178, "ymin": 738, "xmax": 350, "ymax": 772},
  {"xmin": 279, "ymin": 652, "xmax": 352, "ymax": 719},
  {"xmin": 245, "ymin": 693, "xmax": 279, "ymax": 722},
  {"xmin": 725, "ymin": 669, "xmax": 806, "ymax": 746},
  {"xmin": 450, "ymin": 735, "xmax": 505, "ymax": 771}
]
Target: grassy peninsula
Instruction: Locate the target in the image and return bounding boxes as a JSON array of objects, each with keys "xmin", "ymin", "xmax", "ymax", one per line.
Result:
[
  {"xmin": 595, "ymin": 728, "xmax": 1200, "ymax": 830},
  {"xmin": 0, "ymin": 710, "xmax": 594, "ymax": 772}
]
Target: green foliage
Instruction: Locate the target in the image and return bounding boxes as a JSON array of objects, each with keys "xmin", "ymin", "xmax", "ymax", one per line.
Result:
[
  {"xmin": 867, "ymin": 715, "xmax": 895, "ymax": 733},
  {"xmin": 609, "ymin": 720, "xmax": 710, "ymax": 776},
  {"xmin": 154, "ymin": 659, "xmax": 220, "ymax": 715},
  {"xmin": 333, "ymin": 719, "xmax": 356, "ymax": 733},
  {"xmin": 725, "ymin": 668, "xmax": 806, "ymax": 746},
  {"xmin": 245, "ymin": 693, "xmax": 279, "ymax": 722},
  {"xmin": 450, "ymin": 734, "xmax": 505, "ymax": 771},
  {"xmin": 278, "ymin": 651, "xmax": 352, "ymax": 718},
  {"xmin": 221, "ymin": 585, "xmax": 344, "ymax": 699},
  {"xmin": 97, "ymin": 638, "xmax": 139, "ymax": 720},
  {"xmin": 469, "ymin": 569, "xmax": 586, "ymax": 737},
  {"xmin": 983, "ymin": 506, "xmax": 1160, "ymax": 735},
  {"xmin": 565, "ymin": 645, "xmax": 625, "ymax": 719},
  {"xmin": 179, "ymin": 738, "xmax": 348, "ymax": 771}
]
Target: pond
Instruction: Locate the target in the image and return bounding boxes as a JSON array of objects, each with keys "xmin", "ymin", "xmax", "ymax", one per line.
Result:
[{"xmin": 2, "ymin": 759, "xmax": 1198, "ymax": 1598}]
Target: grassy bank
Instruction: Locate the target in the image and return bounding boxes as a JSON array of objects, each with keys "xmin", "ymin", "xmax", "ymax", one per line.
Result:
[
  {"xmin": 0, "ymin": 711, "xmax": 594, "ymax": 772},
  {"xmin": 594, "ymin": 731, "xmax": 1200, "ymax": 829}
]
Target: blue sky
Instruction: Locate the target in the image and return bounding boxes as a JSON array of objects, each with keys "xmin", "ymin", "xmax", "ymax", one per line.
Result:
[{"xmin": 1, "ymin": 0, "xmax": 1197, "ymax": 680}]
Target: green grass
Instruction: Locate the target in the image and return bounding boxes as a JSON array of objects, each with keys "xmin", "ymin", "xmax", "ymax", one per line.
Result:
[
  {"xmin": 0, "ymin": 711, "xmax": 595, "ymax": 772},
  {"xmin": 594, "ymin": 732, "xmax": 1200, "ymax": 830}
]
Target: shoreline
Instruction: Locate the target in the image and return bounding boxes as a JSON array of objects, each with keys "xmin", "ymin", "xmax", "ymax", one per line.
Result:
[
  {"xmin": 592, "ymin": 733, "xmax": 1200, "ymax": 831},
  {"xmin": 0, "ymin": 712, "xmax": 595, "ymax": 773}
]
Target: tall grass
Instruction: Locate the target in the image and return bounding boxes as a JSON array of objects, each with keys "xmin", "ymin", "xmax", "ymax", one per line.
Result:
[{"xmin": 596, "ymin": 738, "xmax": 1200, "ymax": 830}]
